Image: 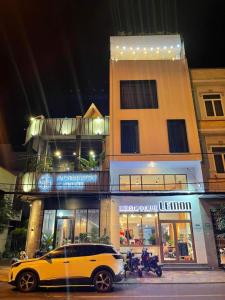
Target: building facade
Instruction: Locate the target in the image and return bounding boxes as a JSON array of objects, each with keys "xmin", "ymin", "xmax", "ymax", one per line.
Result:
[
  {"xmin": 191, "ymin": 68, "xmax": 225, "ymax": 266},
  {"xmin": 21, "ymin": 104, "xmax": 112, "ymax": 258},
  {"xmin": 108, "ymin": 35, "xmax": 211, "ymax": 266}
]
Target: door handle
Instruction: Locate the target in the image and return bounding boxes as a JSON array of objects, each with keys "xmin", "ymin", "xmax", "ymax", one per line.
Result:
[
  {"xmin": 89, "ymin": 259, "xmax": 96, "ymax": 262},
  {"xmin": 64, "ymin": 261, "xmax": 70, "ymax": 264}
]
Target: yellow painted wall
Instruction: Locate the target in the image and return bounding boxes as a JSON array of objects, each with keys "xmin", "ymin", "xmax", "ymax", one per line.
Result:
[{"xmin": 110, "ymin": 59, "xmax": 202, "ymax": 162}]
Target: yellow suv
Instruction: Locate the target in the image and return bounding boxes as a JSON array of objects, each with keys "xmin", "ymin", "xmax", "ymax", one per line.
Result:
[{"xmin": 8, "ymin": 244, "xmax": 124, "ymax": 293}]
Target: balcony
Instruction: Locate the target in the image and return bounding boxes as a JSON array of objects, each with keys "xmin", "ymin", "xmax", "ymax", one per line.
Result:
[
  {"xmin": 25, "ymin": 116, "xmax": 109, "ymax": 143},
  {"xmin": 19, "ymin": 171, "xmax": 109, "ymax": 193}
]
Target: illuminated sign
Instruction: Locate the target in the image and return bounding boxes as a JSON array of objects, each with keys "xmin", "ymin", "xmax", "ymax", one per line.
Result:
[
  {"xmin": 56, "ymin": 173, "xmax": 98, "ymax": 191},
  {"xmin": 37, "ymin": 173, "xmax": 98, "ymax": 192},
  {"xmin": 38, "ymin": 174, "xmax": 53, "ymax": 192},
  {"xmin": 119, "ymin": 202, "xmax": 192, "ymax": 213},
  {"xmin": 159, "ymin": 201, "xmax": 191, "ymax": 211},
  {"xmin": 119, "ymin": 205, "xmax": 158, "ymax": 213}
]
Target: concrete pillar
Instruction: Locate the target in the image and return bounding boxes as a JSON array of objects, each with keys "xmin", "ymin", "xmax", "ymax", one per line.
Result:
[
  {"xmin": 26, "ymin": 199, "xmax": 43, "ymax": 258},
  {"xmin": 100, "ymin": 197, "xmax": 120, "ymax": 249}
]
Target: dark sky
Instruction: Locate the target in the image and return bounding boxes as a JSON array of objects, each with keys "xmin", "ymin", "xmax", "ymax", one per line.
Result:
[{"xmin": 0, "ymin": 0, "xmax": 225, "ymax": 149}]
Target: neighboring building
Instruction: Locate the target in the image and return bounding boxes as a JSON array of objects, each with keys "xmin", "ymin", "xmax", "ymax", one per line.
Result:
[
  {"xmin": 191, "ymin": 68, "xmax": 225, "ymax": 266},
  {"xmin": 0, "ymin": 166, "xmax": 17, "ymax": 254},
  {"xmin": 20, "ymin": 104, "xmax": 110, "ymax": 258},
  {"xmin": 109, "ymin": 34, "xmax": 209, "ymax": 266}
]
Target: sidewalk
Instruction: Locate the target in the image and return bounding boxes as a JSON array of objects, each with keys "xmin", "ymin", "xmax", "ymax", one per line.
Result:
[{"xmin": 1, "ymin": 266, "xmax": 225, "ymax": 284}]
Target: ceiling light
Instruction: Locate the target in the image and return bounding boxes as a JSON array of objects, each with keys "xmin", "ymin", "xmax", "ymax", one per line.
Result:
[
  {"xmin": 116, "ymin": 45, "xmax": 119, "ymax": 49},
  {"xmin": 30, "ymin": 117, "xmax": 35, "ymax": 122},
  {"xmin": 150, "ymin": 47, "xmax": 153, "ymax": 51},
  {"xmin": 136, "ymin": 47, "xmax": 140, "ymax": 50},
  {"xmin": 73, "ymin": 152, "xmax": 76, "ymax": 156},
  {"xmin": 132, "ymin": 51, "xmax": 136, "ymax": 55},
  {"xmin": 129, "ymin": 47, "xmax": 133, "ymax": 50},
  {"xmin": 89, "ymin": 150, "xmax": 95, "ymax": 156},
  {"xmin": 177, "ymin": 44, "xmax": 180, "ymax": 48},
  {"xmin": 122, "ymin": 46, "xmax": 126, "ymax": 50},
  {"xmin": 170, "ymin": 45, "xmax": 174, "ymax": 49}
]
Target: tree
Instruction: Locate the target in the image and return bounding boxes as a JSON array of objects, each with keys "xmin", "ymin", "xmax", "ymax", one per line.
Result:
[
  {"xmin": 212, "ymin": 205, "xmax": 225, "ymax": 232},
  {"xmin": 0, "ymin": 193, "xmax": 16, "ymax": 233}
]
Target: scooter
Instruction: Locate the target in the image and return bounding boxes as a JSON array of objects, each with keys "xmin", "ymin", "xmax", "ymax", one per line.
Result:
[
  {"xmin": 141, "ymin": 248, "xmax": 162, "ymax": 277},
  {"xmin": 124, "ymin": 250, "xmax": 142, "ymax": 277}
]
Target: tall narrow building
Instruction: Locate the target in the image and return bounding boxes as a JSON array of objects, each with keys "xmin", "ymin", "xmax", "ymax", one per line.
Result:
[{"xmin": 109, "ymin": 35, "xmax": 208, "ymax": 266}]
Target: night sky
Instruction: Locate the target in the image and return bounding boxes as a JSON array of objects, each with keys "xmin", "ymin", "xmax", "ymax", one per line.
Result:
[{"xmin": 0, "ymin": 0, "xmax": 225, "ymax": 149}]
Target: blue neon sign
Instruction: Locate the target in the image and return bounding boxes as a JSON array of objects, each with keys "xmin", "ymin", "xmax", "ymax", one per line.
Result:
[{"xmin": 38, "ymin": 174, "xmax": 53, "ymax": 192}]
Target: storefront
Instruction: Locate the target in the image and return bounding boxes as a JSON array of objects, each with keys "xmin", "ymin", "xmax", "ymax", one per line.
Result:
[{"xmin": 111, "ymin": 195, "xmax": 208, "ymax": 265}]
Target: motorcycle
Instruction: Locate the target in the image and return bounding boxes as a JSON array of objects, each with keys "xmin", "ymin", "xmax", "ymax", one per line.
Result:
[
  {"xmin": 141, "ymin": 248, "xmax": 162, "ymax": 277},
  {"xmin": 124, "ymin": 250, "xmax": 142, "ymax": 277}
]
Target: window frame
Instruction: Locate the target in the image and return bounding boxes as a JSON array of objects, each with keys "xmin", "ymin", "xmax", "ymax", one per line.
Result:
[
  {"xmin": 167, "ymin": 119, "xmax": 189, "ymax": 153},
  {"xmin": 120, "ymin": 80, "xmax": 158, "ymax": 110},
  {"xmin": 202, "ymin": 93, "xmax": 224, "ymax": 118},
  {"xmin": 212, "ymin": 146, "xmax": 225, "ymax": 175},
  {"xmin": 119, "ymin": 174, "xmax": 188, "ymax": 191},
  {"xmin": 120, "ymin": 120, "xmax": 140, "ymax": 154}
]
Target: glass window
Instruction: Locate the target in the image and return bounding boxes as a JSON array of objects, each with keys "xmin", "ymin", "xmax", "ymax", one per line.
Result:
[
  {"xmin": 87, "ymin": 209, "xmax": 99, "ymax": 238},
  {"xmin": 131, "ymin": 175, "xmax": 142, "ymax": 190},
  {"xmin": 120, "ymin": 80, "xmax": 158, "ymax": 109},
  {"xmin": 57, "ymin": 210, "xmax": 74, "ymax": 217},
  {"xmin": 212, "ymin": 147, "xmax": 225, "ymax": 173},
  {"xmin": 175, "ymin": 175, "xmax": 188, "ymax": 190},
  {"xmin": 164, "ymin": 175, "xmax": 176, "ymax": 190},
  {"xmin": 167, "ymin": 120, "xmax": 189, "ymax": 153},
  {"xmin": 142, "ymin": 175, "xmax": 164, "ymax": 190},
  {"xmin": 159, "ymin": 213, "xmax": 191, "ymax": 221},
  {"xmin": 121, "ymin": 120, "xmax": 139, "ymax": 153},
  {"xmin": 75, "ymin": 209, "xmax": 87, "ymax": 237},
  {"xmin": 120, "ymin": 175, "xmax": 130, "ymax": 191},
  {"xmin": 41, "ymin": 210, "xmax": 56, "ymax": 251},
  {"xmin": 203, "ymin": 94, "xmax": 224, "ymax": 117},
  {"xmin": 49, "ymin": 248, "xmax": 66, "ymax": 259},
  {"xmin": 120, "ymin": 213, "xmax": 157, "ymax": 246}
]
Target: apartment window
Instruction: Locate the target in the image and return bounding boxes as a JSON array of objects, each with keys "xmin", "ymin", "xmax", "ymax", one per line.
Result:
[
  {"xmin": 167, "ymin": 120, "xmax": 189, "ymax": 153},
  {"xmin": 121, "ymin": 120, "xmax": 139, "ymax": 153},
  {"xmin": 212, "ymin": 147, "xmax": 225, "ymax": 173},
  {"xmin": 203, "ymin": 94, "xmax": 224, "ymax": 117},
  {"xmin": 120, "ymin": 80, "xmax": 158, "ymax": 109}
]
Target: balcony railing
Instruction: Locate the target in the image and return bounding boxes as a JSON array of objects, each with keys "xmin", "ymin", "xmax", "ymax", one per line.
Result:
[
  {"xmin": 25, "ymin": 117, "xmax": 109, "ymax": 143},
  {"xmin": 18, "ymin": 171, "xmax": 109, "ymax": 193}
]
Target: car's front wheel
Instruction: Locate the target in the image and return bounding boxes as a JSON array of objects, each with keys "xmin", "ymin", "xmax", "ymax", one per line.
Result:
[
  {"xmin": 16, "ymin": 271, "xmax": 38, "ymax": 292},
  {"xmin": 93, "ymin": 270, "xmax": 113, "ymax": 293}
]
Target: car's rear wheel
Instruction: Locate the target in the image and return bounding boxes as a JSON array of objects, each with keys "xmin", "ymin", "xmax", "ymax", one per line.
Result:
[
  {"xmin": 93, "ymin": 270, "xmax": 113, "ymax": 293},
  {"xmin": 16, "ymin": 271, "xmax": 38, "ymax": 292}
]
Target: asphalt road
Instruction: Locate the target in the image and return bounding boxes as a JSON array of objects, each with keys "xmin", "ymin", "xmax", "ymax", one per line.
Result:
[{"xmin": 1, "ymin": 282, "xmax": 225, "ymax": 300}]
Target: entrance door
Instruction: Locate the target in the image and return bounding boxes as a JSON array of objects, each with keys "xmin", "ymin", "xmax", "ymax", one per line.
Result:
[
  {"xmin": 160, "ymin": 222, "xmax": 195, "ymax": 263},
  {"xmin": 55, "ymin": 218, "xmax": 74, "ymax": 248}
]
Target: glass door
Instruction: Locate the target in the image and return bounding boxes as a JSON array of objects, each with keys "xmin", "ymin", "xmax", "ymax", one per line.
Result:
[
  {"xmin": 160, "ymin": 222, "xmax": 195, "ymax": 263},
  {"xmin": 55, "ymin": 218, "xmax": 74, "ymax": 247},
  {"xmin": 176, "ymin": 223, "xmax": 194, "ymax": 262},
  {"xmin": 161, "ymin": 223, "xmax": 177, "ymax": 261}
]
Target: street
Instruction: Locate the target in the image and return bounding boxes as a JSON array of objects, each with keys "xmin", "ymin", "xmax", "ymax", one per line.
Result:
[{"xmin": 1, "ymin": 282, "xmax": 225, "ymax": 300}]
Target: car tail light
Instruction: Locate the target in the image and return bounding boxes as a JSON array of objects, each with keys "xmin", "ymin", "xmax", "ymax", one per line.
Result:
[{"xmin": 113, "ymin": 254, "xmax": 123, "ymax": 260}]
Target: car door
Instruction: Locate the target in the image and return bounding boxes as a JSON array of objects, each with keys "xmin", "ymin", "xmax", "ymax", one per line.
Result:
[
  {"xmin": 67, "ymin": 245, "xmax": 99, "ymax": 282},
  {"xmin": 37, "ymin": 247, "xmax": 71, "ymax": 285}
]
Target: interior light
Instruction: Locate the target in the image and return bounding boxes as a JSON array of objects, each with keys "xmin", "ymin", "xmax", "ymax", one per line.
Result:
[
  {"xmin": 177, "ymin": 44, "xmax": 180, "ymax": 48},
  {"xmin": 163, "ymin": 46, "xmax": 167, "ymax": 49},
  {"xmin": 58, "ymin": 212, "xmax": 63, "ymax": 218},
  {"xmin": 30, "ymin": 117, "xmax": 35, "ymax": 122},
  {"xmin": 143, "ymin": 47, "xmax": 146, "ymax": 51},
  {"xmin": 147, "ymin": 214, "xmax": 151, "ymax": 218},
  {"xmin": 122, "ymin": 46, "xmax": 126, "ymax": 50},
  {"xmin": 132, "ymin": 51, "xmax": 136, "ymax": 55},
  {"xmin": 170, "ymin": 45, "xmax": 174, "ymax": 49},
  {"xmin": 89, "ymin": 150, "xmax": 95, "ymax": 156},
  {"xmin": 54, "ymin": 150, "xmax": 61, "ymax": 157},
  {"xmin": 73, "ymin": 152, "xmax": 76, "ymax": 156},
  {"xmin": 120, "ymin": 51, "xmax": 123, "ymax": 55},
  {"xmin": 150, "ymin": 47, "xmax": 153, "ymax": 51},
  {"xmin": 116, "ymin": 45, "xmax": 119, "ymax": 49},
  {"xmin": 136, "ymin": 47, "xmax": 140, "ymax": 50},
  {"xmin": 129, "ymin": 47, "xmax": 133, "ymax": 50}
]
